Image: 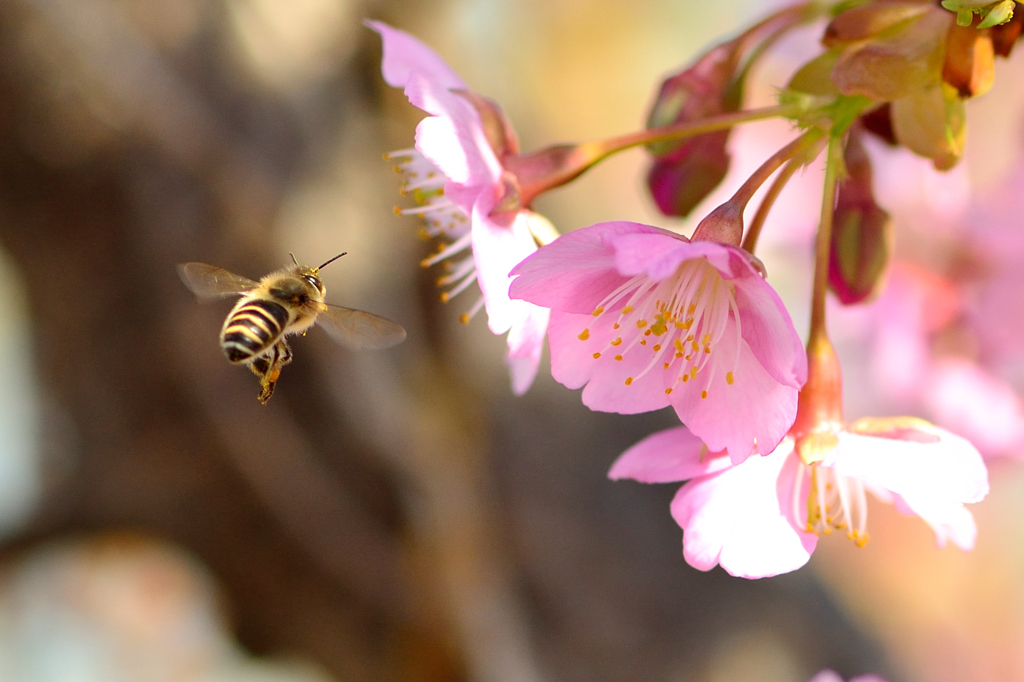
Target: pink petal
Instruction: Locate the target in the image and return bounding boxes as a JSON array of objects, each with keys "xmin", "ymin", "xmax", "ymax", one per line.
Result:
[
  {"xmin": 732, "ymin": 269, "xmax": 808, "ymax": 388},
  {"xmin": 670, "ymin": 439, "xmax": 817, "ymax": 578},
  {"xmin": 509, "ymin": 221, "xmax": 662, "ymax": 314},
  {"xmin": 830, "ymin": 430, "xmax": 989, "ymax": 505},
  {"xmin": 505, "ymin": 300, "xmax": 550, "ymax": 396},
  {"xmin": 807, "ymin": 672, "xmax": 845, "ymax": 682},
  {"xmin": 411, "ymin": 82, "xmax": 503, "ymax": 190},
  {"xmin": 608, "ymin": 426, "xmax": 732, "ymax": 483},
  {"xmin": 890, "ymin": 491, "xmax": 978, "ymax": 550},
  {"xmin": 828, "ymin": 431, "xmax": 988, "ymax": 549},
  {"xmin": 808, "ymin": 672, "xmax": 889, "ymax": 682},
  {"xmin": 611, "ymin": 232, "xmax": 734, "ymax": 281},
  {"xmin": 669, "ymin": 322, "xmax": 799, "ymax": 462},
  {"xmin": 471, "ymin": 208, "xmax": 539, "ymax": 335},
  {"xmin": 366, "ymin": 21, "xmax": 466, "ymax": 90},
  {"xmin": 547, "ymin": 311, "xmax": 671, "ymax": 414}
]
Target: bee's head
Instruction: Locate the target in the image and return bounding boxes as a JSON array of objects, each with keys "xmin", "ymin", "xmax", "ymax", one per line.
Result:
[{"xmin": 289, "ymin": 252, "xmax": 346, "ymax": 296}]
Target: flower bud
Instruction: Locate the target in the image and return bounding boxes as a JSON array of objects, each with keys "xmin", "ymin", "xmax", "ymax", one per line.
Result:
[
  {"xmin": 645, "ymin": 41, "xmax": 741, "ymax": 217},
  {"xmin": 823, "ymin": 3, "xmax": 933, "ymax": 47},
  {"xmin": 828, "ymin": 128, "xmax": 892, "ymax": 305},
  {"xmin": 829, "ymin": 5, "xmax": 952, "ymax": 102},
  {"xmin": 891, "ymin": 82, "xmax": 966, "ymax": 170}
]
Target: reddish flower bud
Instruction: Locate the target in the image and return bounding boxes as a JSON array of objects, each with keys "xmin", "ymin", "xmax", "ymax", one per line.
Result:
[
  {"xmin": 828, "ymin": 128, "xmax": 893, "ymax": 305},
  {"xmin": 645, "ymin": 42, "xmax": 741, "ymax": 217}
]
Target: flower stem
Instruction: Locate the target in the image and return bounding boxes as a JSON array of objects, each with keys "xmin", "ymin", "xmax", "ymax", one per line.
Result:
[
  {"xmin": 591, "ymin": 104, "xmax": 799, "ymax": 159},
  {"xmin": 508, "ymin": 104, "xmax": 801, "ymax": 208},
  {"xmin": 742, "ymin": 134, "xmax": 826, "ymax": 253},
  {"xmin": 809, "ymin": 132, "xmax": 844, "ymax": 345}
]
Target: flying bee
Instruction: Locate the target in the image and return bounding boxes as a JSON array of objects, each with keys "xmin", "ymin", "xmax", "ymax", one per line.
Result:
[{"xmin": 178, "ymin": 253, "xmax": 406, "ymax": 404}]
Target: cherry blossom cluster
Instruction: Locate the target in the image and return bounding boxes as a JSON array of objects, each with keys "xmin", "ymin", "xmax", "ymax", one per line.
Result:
[{"xmin": 369, "ymin": 1, "xmax": 1024, "ymax": 579}]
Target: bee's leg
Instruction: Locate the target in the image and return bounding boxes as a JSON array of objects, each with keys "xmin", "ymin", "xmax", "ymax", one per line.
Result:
[{"xmin": 256, "ymin": 341, "xmax": 291, "ymax": 404}]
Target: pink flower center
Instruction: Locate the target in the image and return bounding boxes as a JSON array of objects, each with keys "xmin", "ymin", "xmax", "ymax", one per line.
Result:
[
  {"xmin": 796, "ymin": 461, "xmax": 869, "ymax": 546},
  {"xmin": 581, "ymin": 257, "xmax": 741, "ymax": 398},
  {"xmin": 388, "ymin": 149, "xmax": 483, "ymax": 323}
]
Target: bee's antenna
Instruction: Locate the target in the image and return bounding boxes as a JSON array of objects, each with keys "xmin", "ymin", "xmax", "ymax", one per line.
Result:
[
  {"xmin": 317, "ymin": 252, "xmax": 348, "ymax": 270},
  {"xmin": 289, "ymin": 253, "xmax": 300, "ymax": 266}
]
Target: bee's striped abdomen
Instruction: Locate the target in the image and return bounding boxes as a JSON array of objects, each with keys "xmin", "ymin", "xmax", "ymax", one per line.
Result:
[{"xmin": 221, "ymin": 299, "xmax": 289, "ymax": 363}]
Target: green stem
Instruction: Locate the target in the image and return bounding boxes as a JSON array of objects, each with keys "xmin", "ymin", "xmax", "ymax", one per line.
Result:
[{"xmin": 809, "ymin": 133, "xmax": 844, "ymax": 345}]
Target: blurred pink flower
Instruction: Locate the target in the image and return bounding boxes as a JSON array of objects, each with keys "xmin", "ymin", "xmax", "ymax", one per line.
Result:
[
  {"xmin": 510, "ymin": 220, "xmax": 806, "ymax": 462},
  {"xmin": 808, "ymin": 670, "xmax": 889, "ymax": 682},
  {"xmin": 369, "ymin": 20, "xmax": 551, "ymax": 394},
  {"xmin": 610, "ymin": 417, "xmax": 988, "ymax": 578}
]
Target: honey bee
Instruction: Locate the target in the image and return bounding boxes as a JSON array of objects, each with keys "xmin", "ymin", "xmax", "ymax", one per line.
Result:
[{"xmin": 178, "ymin": 253, "xmax": 406, "ymax": 404}]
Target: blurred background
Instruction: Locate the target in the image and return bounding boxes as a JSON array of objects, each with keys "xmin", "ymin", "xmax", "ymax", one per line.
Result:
[{"xmin": 0, "ymin": 0, "xmax": 1023, "ymax": 680}]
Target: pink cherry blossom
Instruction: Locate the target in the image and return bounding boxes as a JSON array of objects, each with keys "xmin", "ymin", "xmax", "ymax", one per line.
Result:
[
  {"xmin": 609, "ymin": 417, "xmax": 988, "ymax": 578},
  {"xmin": 510, "ymin": 220, "xmax": 806, "ymax": 462},
  {"xmin": 368, "ymin": 20, "xmax": 552, "ymax": 394},
  {"xmin": 808, "ymin": 671, "xmax": 889, "ymax": 682}
]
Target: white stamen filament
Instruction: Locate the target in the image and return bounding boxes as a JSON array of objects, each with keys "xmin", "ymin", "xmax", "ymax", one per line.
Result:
[
  {"xmin": 582, "ymin": 258, "xmax": 741, "ymax": 396},
  {"xmin": 391, "ymin": 149, "xmax": 480, "ymax": 314},
  {"xmin": 798, "ymin": 462, "xmax": 869, "ymax": 546}
]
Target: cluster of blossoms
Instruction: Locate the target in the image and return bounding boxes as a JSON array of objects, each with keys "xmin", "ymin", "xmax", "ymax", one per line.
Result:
[{"xmin": 370, "ymin": 0, "xmax": 1023, "ymax": 579}]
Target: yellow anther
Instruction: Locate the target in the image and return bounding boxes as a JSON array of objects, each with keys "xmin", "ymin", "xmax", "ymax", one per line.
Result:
[
  {"xmin": 664, "ymin": 362, "xmax": 670, "ymax": 369},
  {"xmin": 701, "ymin": 390, "xmax": 708, "ymax": 399},
  {"xmin": 440, "ymin": 292, "xmax": 450, "ymax": 303},
  {"xmin": 704, "ymin": 347, "xmax": 711, "ymax": 354},
  {"xmin": 653, "ymin": 344, "xmax": 661, "ymax": 352},
  {"xmin": 682, "ymin": 374, "xmax": 689, "ymax": 383},
  {"xmin": 665, "ymin": 388, "xmax": 673, "ymax": 395},
  {"xmin": 674, "ymin": 339, "xmax": 684, "ymax": 351},
  {"xmin": 690, "ymin": 367, "xmax": 698, "ymax": 379},
  {"xmin": 593, "ymin": 352, "xmax": 602, "ymax": 359},
  {"xmin": 637, "ymin": 320, "xmax": 647, "ymax": 328},
  {"xmin": 614, "ymin": 354, "xmax": 623, "ymax": 361},
  {"xmin": 460, "ymin": 313, "xmax": 470, "ymax": 324},
  {"xmin": 688, "ymin": 304, "xmax": 696, "ymax": 315},
  {"xmin": 578, "ymin": 329, "xmax": 591, "ymax": 341},
  {"xmin": 726, "ymin": 372, "xmax": 734, "ymax": 385},
  {"xmin": 592, "ymin": 306, "xmax": 605, "ymax": 316},
  {"xmin": 625, "ymin": 377, "xmax": 634, "ymax": 386},
  {"xmin": 610, "ymin": 338, "xmax": 622, "ymax": 346},
  {"xmin": 640, "ymin": 340, "xmax": 647, "ymax": 346},
  {"xmin": 613, "ymin": 323, "xmax": 621, "ymax": 330},
  {"xmin": 622, "ymin": 306, "xmax": 634, "ymax": 314}
]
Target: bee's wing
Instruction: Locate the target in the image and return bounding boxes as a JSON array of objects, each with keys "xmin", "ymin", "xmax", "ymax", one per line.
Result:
[
  {"xmin": 317, "ymin": 304, "xmax": 407, "ymax": 350},
  {"xmin": 177, "ymin": 262, "xmax": 259, "ymax": 302}
]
